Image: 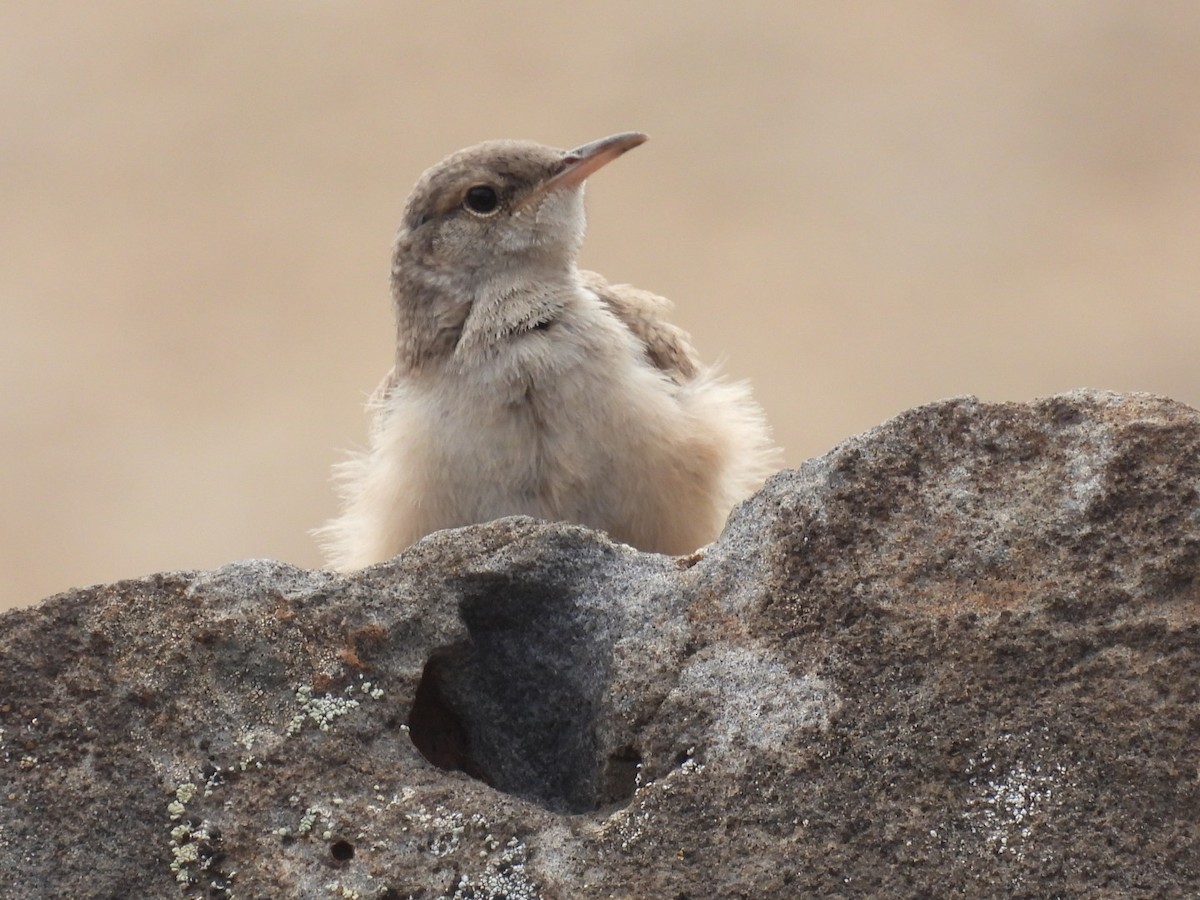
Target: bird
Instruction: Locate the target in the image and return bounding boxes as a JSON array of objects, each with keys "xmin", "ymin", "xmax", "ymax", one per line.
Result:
[{"xmin": 317, "ymin": 132, "xmax": 781, "ymax": 570}]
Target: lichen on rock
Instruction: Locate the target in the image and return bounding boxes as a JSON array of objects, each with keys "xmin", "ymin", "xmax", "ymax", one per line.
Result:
[{"xmin": 1, "ymin": 389, "xmax": 1198, "ymax": 897}]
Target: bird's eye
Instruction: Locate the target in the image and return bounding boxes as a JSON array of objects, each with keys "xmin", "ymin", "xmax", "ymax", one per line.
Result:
[{"xmin": 463, "ymin": 185, "xmax": 500, "ymax": 215}]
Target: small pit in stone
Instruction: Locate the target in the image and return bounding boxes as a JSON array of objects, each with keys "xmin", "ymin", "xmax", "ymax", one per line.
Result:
[
  {"xmin": 329, "ymin": 840, "xmax": 355, "ymax": 862},
  {"xmin": 406, "ymin": 573, "xmax": 641, "ymax": 813}
]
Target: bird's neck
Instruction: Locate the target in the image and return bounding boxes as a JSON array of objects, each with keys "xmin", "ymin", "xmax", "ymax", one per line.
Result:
[
  {"xmin": 392, "ymin": 262, "xmax": 586, "ymax": 377},
  {"xmin": 391, "ymin": 274, "xmax": 472, "ymax": 376}
]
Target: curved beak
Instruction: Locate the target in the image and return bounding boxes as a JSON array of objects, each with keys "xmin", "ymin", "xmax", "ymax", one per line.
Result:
[{"xmin": 514, "ymin": 131, "xmax": 648, "ymax": 211}]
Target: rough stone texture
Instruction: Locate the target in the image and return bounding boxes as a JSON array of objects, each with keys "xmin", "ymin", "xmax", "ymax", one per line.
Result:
[{"xmin": 2, "ymin": 388, "xmax": 1199, "ymax": 899}]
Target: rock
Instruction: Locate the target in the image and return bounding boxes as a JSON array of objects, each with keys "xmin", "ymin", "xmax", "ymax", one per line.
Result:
[{"xmin": 2, "ymin": 388, "xmax": 1198, "ymax": 898}]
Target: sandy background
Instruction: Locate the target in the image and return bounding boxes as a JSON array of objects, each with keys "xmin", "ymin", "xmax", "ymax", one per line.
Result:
[{"xmin": 3, "ymin": 3, "xmax": 1198, "ymax": 610}]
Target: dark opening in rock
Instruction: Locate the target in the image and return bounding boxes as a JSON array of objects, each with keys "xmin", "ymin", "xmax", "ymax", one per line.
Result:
[
  {"xmin": 329, "ymin": 840, "xmax": 354, "ymax": 862},
  {"xmin": 406, "ymin": 572, "xmax": 641, "ymax": 813},
  {"xmin": 407, "ymin": 650, "xmax": 490, "ymax": 783}
]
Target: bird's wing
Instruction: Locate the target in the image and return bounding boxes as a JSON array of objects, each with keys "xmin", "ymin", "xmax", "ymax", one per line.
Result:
[{"xmin": 580, "ymin": 270, "xmax": 700, "ymax": 384}]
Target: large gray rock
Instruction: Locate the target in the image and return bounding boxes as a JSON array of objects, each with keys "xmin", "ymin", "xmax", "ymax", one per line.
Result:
[{"xmin": 2, "ymin": 389, "xmax": 1198, "ymax": 898}]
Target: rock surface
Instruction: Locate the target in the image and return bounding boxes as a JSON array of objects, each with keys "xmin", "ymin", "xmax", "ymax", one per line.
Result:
[{"xmin": 2, "ymin": 389, "xmax": 1199, "ymax": 899}]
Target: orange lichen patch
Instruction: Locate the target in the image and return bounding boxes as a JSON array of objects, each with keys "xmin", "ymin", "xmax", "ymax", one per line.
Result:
[
  {"xmin": 339, "ymin": 623, "xmax": 388, "ymax": 671},
  {"xmin": 311, "ymin": 672, "xmax": 338, "ymax": 693},
  {"xmin": 338, "ymin": 646, "xmax": 368, "ymax": 670}
]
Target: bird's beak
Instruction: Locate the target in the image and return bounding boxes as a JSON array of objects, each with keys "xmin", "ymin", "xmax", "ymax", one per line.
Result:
[{"xmin": 514, "ymin": 131, "xmax": 648, "ymax": 212}]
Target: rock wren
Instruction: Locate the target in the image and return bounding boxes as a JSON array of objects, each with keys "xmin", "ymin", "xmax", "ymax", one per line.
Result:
[{"xmin": 318, "ymin": 132, "xmax": 781, "ymax": 569}]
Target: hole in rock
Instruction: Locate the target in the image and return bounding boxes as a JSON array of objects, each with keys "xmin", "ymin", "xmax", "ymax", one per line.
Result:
[
  {"xmin": 407, "ymin": 574, "xmax": 641, "ymax": 813},
  {"xmin": 329, "ymin": 839, "xmax": 355, "ymax": 861}
]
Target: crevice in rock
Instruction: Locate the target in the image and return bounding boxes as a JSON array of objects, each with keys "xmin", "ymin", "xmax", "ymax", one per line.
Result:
[
  {"xmin": 406, "ymin": 573, "xmax": 641, "ymax": 813},
  {"xmin": 408, "ymin": 648, "xmax": 491, "ymax": 783}
]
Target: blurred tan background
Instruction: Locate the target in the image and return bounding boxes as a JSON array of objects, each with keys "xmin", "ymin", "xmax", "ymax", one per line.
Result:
[{"xmin": 3, "ymin": 3, "xmax": 1198, "ymax": 610}]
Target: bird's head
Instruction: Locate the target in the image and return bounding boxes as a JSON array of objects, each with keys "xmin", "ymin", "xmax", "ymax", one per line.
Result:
[
  {"xmin": 388, "ymin": 132, "xmax": 646, "ymax": 370},
  {"xmin": 396, "ymin": 131, "xmax": 646, "ymax": 274}
]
